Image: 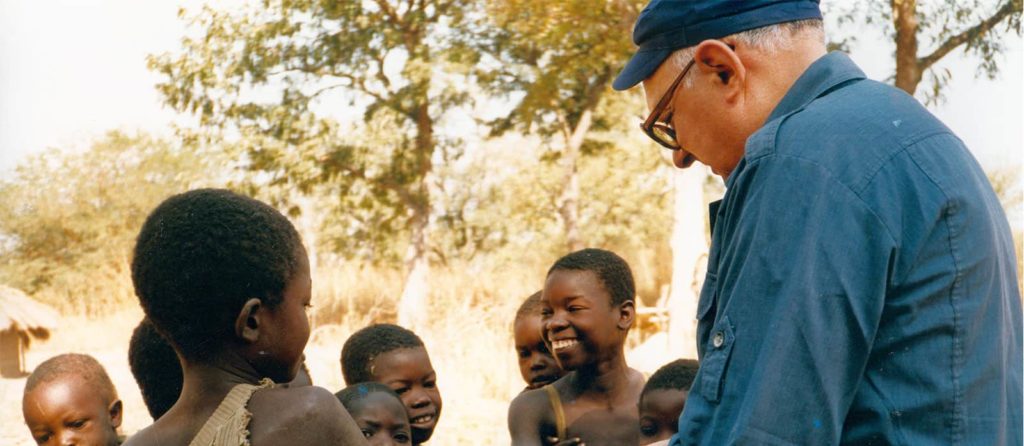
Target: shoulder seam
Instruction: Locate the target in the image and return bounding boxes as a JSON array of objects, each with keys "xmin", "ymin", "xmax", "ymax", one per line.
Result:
[{"xmin": 743, "ymin": 153, "xmax": 898, "ymax": 247}]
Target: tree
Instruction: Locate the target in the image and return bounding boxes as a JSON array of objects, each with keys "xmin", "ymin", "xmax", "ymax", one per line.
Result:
[
  {"xmin": 478, "ymin": 0, "xmax": 643, "ymax": 252},
  {"xmin": 828, "ymin": 0, "xmax": 1022, "ymax": 101},
  {"xmin": 0, "ymin": 131, "xmax": 216, "ymax": 315},
  {"xmin": 149, "ymin": 0, "xmax": 480, "ymax": 329}
]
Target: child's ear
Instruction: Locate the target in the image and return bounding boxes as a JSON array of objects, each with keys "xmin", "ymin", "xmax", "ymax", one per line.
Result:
[
  {"xmin": 234, "ymin": 298, "xmax": 263, "ymax": 343},
  {"xmin": 616, "ymin": 300, "xmax": 636, "ymax": 330},
  {"xmin": 108, "ymin": 399, "xmax": 123, "ymax": 429}
]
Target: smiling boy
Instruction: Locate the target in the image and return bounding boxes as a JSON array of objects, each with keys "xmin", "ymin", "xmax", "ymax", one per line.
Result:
[
  {"xmin": 342, "ymin": 324, "xmax": 443, "ymax": 445},
  {"xmin": 508, "ymin": 248, "xmax": 645, "ymax": 446}
]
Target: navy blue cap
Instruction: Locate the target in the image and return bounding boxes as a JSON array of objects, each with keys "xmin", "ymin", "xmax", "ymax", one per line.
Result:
[{"xmin": 613, "ymin": 0, "xmax": 822, "ymax": 90}]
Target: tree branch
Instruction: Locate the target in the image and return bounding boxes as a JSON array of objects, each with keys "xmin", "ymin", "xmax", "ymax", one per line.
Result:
[
  {"xmin": 917, "ymin": 0, "xmax": 1019, "ymax": 72},
  {"xmin": 375, "ymin": 0, "xmax": 404, "ymax": 27}
]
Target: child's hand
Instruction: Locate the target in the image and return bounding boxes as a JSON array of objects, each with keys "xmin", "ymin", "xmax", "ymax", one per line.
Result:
[{"xmin": 545, "ymin": 436, "xmax": 584, "ymax": 446}]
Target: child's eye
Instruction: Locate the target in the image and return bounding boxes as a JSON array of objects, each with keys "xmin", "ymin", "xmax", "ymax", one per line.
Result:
[
  {"xmin": 361, "ymin": 429, "xmax": 374, "ymax": 438},
  {"xmin": 518, "ymin": 349, "xmax": 531, "ymax": 358},
  {"xmin": 424, "ymin": 378, "xmax": 437, "ymax": 388},
  {"xmin": 639, "ymin": 423, "xmax": 658, "ymax": 437},
  {"xmin": 33, "ymin": 434, "xmax": 50, "ymax": 445},
  {"xmin": 567, "ymin": 306, "xmax": 583, "ymax": 312},
  {"xmin": 392, "ymin": 386, "xmax": 409, "ymax": 395},
  {"xmin": 394, "ymin": 432, "xmax": 411, "ymax": 443},
  {"xmin": 68, "ymin": 419, "xmax": 88, "ymax": 428},
  {"xmin": 540, "ymin": 308, "xmax": 553, "ymax": 317}
]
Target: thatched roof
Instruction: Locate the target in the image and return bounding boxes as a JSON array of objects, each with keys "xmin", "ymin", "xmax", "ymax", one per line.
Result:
[{"xmin": 0, "ymin": 285, "xmax": 59, "ymax": 340}]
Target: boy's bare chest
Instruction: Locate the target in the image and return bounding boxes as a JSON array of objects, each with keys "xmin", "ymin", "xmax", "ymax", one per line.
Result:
[{"xmin": 562, "ymin": 399, "xmax": 639, "ymax": 446}]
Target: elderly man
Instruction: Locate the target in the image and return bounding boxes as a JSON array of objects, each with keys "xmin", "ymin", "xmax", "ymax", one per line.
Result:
[{"xmin": 614, "ymin": 0, "xmax": 1023, "ymax": 444}]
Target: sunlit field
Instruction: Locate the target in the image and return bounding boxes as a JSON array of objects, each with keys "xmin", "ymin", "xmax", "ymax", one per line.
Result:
[{"xmin": 0, "ymin": 260, "xmax": 679, "ymax": 445}]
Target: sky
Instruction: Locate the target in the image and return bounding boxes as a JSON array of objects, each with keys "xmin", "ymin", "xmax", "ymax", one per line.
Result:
[{"xmin": 0, "ymin": 0, "xmax": 1021, "ymax": 176}]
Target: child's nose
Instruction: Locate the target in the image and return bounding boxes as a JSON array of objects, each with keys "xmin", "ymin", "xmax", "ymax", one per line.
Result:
[
  {"xmin": 408, "ymin": 389, "xmax": 432, "ymax": 409},
  {"xmin": 58, "ymin": 431, "xmax": 78, "ymax": 446},
  {"xmin": 545, "ymin": 315, "xmax": 570, "ymax": 334}
]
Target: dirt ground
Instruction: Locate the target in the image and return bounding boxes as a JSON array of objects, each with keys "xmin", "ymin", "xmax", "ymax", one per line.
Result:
[
  {"xmin": 2, "ymin": 309, "xmax": 672, "ymax": 445},
  {"xmin": 0, "ymin": 310, "xmax": 515, "ymax": 445}
]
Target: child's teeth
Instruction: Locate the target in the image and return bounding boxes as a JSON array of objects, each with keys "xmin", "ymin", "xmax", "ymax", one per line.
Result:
[{"xmin": 553, "ymin": 339, "xmax": 577, "ymax": 350}]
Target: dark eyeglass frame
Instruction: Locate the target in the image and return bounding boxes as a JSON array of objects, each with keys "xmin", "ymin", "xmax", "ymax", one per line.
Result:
[{"xmin": 640, "ymin": 58, "xmax": 696, "ymax": 150}]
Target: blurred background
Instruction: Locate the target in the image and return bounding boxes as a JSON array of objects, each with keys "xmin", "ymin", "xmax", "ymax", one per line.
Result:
[{"xmin": 1, "ymin": 0, "xmax": 1021, "ymax": 444}]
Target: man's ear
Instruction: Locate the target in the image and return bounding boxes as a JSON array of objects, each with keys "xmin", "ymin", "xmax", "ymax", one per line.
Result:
[
  {"xmin": 693, "ymin": 39, "xmax": 746, "ymax": 102},
  {"xmin": 108, "ymin": 399, "xmax": 123, "ymax": 429},
  {"xmin": 617, "ymin": 299, "xmax": 636, "ymax": 330},
  {"xmin": 234, "ymin": 298, "xmax": 263, "ymax": 344}
]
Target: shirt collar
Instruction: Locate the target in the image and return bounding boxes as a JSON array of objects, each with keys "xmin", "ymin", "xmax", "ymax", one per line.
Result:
[{"xmin": 765, "ymin": 52, "xmax": 866, "ymax": 123}]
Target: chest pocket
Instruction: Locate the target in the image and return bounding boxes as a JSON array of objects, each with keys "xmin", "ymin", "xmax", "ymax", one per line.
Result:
[{"xmin": 699, "ymin": 315, "xmax": 735, "ymax": 403}]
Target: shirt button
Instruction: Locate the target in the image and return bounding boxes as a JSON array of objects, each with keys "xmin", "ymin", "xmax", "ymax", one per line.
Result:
[{"xmin": 712, "ymin": 331, "xmax": 725, "ymax": 348}]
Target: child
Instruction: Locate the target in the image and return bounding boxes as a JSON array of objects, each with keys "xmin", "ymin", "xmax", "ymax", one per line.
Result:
[
  {"xmin": 128, "ymin": 318, "xmax": 182, "ymax": 421},
  {"xmin": 514, "ymin": 291, "xmax": 565, "ymax": 391},
  {"xmin": 336, "ymin": 382, "xmax": 413, "ymax": 445},
  {"xmin": 508, "ymin": 248, "xmax": 646, "ymax": 446},
  {"xmin": 128, "ymin": 318, "xmax": 314, "ymax": 421},
  {"xmin": 22, "ymin": 353, "xmax": 124, "ymax": 446},
  {"xmin": 341, "ymin": 324, "xmax": 442, "ymax": 445},
  {"xmin": 123, "ymin": 188, "xmax": 364, "ymax": 445},
  {"xmin": 638, "ymin": 359, "xmax": 699, "ymax": 446}
]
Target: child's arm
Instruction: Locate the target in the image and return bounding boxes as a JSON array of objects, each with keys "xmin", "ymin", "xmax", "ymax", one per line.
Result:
[{"xmin": 508, "ymin": 389, "xmax": 549, "ymax": 446}]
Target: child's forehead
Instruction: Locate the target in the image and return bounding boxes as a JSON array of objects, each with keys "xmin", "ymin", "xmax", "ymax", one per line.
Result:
[
  {"xmin": 544, "ymin": 269, "xmax": 604, "ymax": 294},
  {"xmin": 513, "ymin": 317, "xmax": 544, "ymax": 343},
  {"xmin": 353, "ymin": 394, "xmax": 411, "ymax": 426},
  {"xmin": 372, "ymin": 347, "xmax": 434, "ymax": 377},
  {"xmin": 25, "ymin": 377, "xmax": 108, "ymax": 414}
]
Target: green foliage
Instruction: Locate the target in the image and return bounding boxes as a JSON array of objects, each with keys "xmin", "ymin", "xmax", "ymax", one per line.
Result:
[
  {"xmin": 148, "ymin": 0, "xmax": 482, "ymax": 265},
  {"xmin": 0, "ymin": 131, "xmax": 218, "ymax": 315},
  {"xmin": 826, "ymin": 0, "xmax": 1022, "ymax": 104},
  {"xmin": 478, "ymin": 0, "xmax": 643, "ymax": 137}
]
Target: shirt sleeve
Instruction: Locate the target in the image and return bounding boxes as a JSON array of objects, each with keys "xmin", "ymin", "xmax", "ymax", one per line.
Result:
[{"xmin": 675, "ymin": 154, "xmax": 897, "ymax": 445}]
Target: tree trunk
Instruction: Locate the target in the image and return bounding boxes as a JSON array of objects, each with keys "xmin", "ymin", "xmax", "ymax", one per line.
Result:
[
  {"xmin": 558, "ymin": 109, "xmax": 594, "ymax": 252},
  {"xmin": 667, "ymin": 166, "xmax": 709, "ymax": 359},
  {"xmin": 397, "ymin": 202, "xmax": 430, "ymax": 331},
  {"xmin": 892, "ymin": 0, "xmax": 921, "ymax": 94},
  {"xmin": 397, "ymin": 100, "xmax": 434, "ymax": 331}
]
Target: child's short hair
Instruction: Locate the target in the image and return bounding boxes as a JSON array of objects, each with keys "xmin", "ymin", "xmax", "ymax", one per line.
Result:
[
  {"xmin": 26, "ymin": 353, "xmax": 117, "ymax": 403},
  {"xmin": 335, "ymin": 381, "xmax": 403, "ymax": 409},
  {"xmin": 341, "ymin": 324, "xmax": 424, "ymax": 385},
  {"xmin": 641, "ymin": 359, "xmax": 700, "ymax": 397},
  {"xmin": 128, "ymin": 318, "xmax": 183, "ymax": 419},
  {"xmin": 131, "ymin": 188, "xmax": 304, "ymax": 362},
  {"xmin": 514, "ymin": 291, "xmax": 543, "ymax": 324},
  {"xmin": 548, "ymin": 248, "xmax": 636, "ymax": 305}
]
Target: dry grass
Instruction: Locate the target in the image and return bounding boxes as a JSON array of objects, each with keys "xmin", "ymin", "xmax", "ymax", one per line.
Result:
[{"xmin": 0, "ymin": 261, "xmax": 555, "ymax": 446}]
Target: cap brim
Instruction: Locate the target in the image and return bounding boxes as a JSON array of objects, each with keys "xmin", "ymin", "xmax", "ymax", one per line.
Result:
[{"xmin": 613, "ymin": 48, "xmax": 673, "ymax": 91}]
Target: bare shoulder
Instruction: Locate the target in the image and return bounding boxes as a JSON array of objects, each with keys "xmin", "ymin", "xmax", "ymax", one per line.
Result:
[
  {"xmin": 509, "ymin": 387, "xmax": 554, "ymax": 446},
  {"xmin": 121, "ymin": 413, "xmax": 196, "ymax": 446},
  {"xmin": 249, "ymin": 385, "xmax": 366, "ymax": 445}
]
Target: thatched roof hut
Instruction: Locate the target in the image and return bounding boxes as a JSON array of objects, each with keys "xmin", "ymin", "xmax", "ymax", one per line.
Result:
[{"xmin": 0, "ymin": 285, "xmax": 59, "ymax": 377}]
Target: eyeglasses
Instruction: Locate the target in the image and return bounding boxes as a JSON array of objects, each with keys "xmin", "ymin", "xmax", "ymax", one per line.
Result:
[{"xmin": 640, "ymin": 58, "xmax": 695, "ymax": 150}]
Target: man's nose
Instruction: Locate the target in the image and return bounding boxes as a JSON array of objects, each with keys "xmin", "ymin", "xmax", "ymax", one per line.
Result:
[{"xmin": 673, "ymin": 149, "xmax": 694, "ymax": 169}]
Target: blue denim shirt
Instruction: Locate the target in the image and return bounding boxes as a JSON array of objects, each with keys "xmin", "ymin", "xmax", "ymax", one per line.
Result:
[{"xmin": 672, "ymin": 52, "xmax": 1023, "ymax": 445}]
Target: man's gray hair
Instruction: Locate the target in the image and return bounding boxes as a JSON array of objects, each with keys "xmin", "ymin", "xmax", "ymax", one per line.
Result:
[{"xmin": 670, "ymin": 19, "xmax": 825, "ymax": 87}]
